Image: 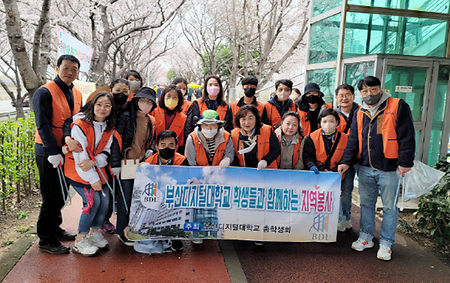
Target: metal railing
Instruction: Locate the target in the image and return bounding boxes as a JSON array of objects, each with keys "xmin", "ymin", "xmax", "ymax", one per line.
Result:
[{"xmin": 0, "ymin": 109, "xmax": 32, "ymax": 121}]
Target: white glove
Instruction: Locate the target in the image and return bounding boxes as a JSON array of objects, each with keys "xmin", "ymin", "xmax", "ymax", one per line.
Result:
[
  {"xmin": 111, "ymin": 167, "xmax": 121, "ymax": 177},
  {"xmin": 48, "ymin": 154, "xmax": 64, "ymax": 168},
  {"xmin": 257, "ymin": 160, "xmax": 268, "ymax": 170},
  {"xmin": 218, "ymin": 157, "xmax": 231, "ymax": 170},
  {"xmin": 145, "ymin": 149, "xmax": 154, "ymax": 159}
]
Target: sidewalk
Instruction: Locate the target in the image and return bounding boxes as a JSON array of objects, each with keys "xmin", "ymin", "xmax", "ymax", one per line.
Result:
[{"xmin": 2, "ymin": 194, "xmax": 450, "ymax": 282}]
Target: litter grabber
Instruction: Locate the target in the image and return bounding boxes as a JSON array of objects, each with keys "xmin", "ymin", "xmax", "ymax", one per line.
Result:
[
  {"xmin": 85, "ymin": 146, "xmax": 113, "ymax": 197},
  {"xmin": 56, "ymin": 164, "xmax": 71, "ymax": 205},
  {"xmin": 113, "ymin": 174, "xmax": 129, "ymax": 214}
]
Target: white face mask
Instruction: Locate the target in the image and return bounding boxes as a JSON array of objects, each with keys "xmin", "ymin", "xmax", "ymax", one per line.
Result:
[
  {"xmin": 201, "ymin": 128, "xmax": 218, "ymax": 139},
  {"xmin": 321, "ymin": 122, "xmax": 337, "ymax": 134},
  {"xmin": 180, "ymin": 89, "xmax": 186, "ymax": 95}
]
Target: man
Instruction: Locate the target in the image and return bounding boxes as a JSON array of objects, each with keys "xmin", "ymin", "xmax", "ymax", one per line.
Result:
[
  {"xmin": 264, "ymin": 79, "xmax": 297, "ymax": 128},
  {"xmin": 297, "ymin": 82, "xmax": 332, "ymax": 137},
  {"xmin": 334, "ymin": 84, "xmax": 360, "ymax": 232},
  {"xmin": 230, "ymin": 76, "xmax": 266, "ymax": 127},
  {"xmin": 34, "ymin": 55, "xmax": 81, "ymax": 254},
  {"xmin": 338, "ymin": 76, "xmax": 415, "ymax": 261},
  {"xmin": 146, "ymin": 130, "xmax": 189, "ymax": 166}
]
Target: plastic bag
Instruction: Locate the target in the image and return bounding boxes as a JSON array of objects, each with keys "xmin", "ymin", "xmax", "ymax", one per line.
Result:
[
  {"xmin": 133, "ymin": 239, "xmax": 172, "ymax": 255},
  {"xmin": 400, "ymin": 160, "xmax": 445, "ymax": 211}
]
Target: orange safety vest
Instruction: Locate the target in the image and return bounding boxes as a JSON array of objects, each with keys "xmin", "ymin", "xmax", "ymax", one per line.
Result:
[
  {"xmin": 64, "ymin": 119, "xmax": 113, "ymax": 185},
  {"xmin": 310, "ymin": 129, "xmax": 348, "ymax": 170},
  {"xmin": 145, "ymin": 152, "xmax": 187, "ymax": 165},
  {"xmin": 276, "ymin": 135, "xmax": 303, "ymax": 169},
  {"xmin": 230, "ymin": 100, "xmax": 265, "ymax": 128},
  {"xmin": 298, "ymin": 102, "xmax": 332, "ymax": 137},
  {"xmin": 181, "ymin": 99, "xmax": 192, "ymax": 115},
  {"xmin": 264, "ymin": 101, "xmax": 296, "ymax": 128},
  {"xmin": 197, "ymin": 97, "xmax": 228, "ymax": 120},
  {"xmin": 357, "ymin": 97, "xmax": 400, "ymax": 159},
  {"xmin": 190, "ymin": 131, "xmax": 230, "ymax": 166},
  {"xmin": 231, "ymin": 124, "xmax": 278, "ymax": 168},
  {"xmin": 35, "ymin": 81, "xmax": 82, "ymax": 147},
  {"xmin": 151, "ymin": 107, "xmax": 187, "ymax": 145}
]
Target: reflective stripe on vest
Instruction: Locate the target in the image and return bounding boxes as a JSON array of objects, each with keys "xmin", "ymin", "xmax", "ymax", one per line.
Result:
[
  {"xmin": 197, "ymin": 98, "xmax": 228, "ymax": 120},
  {"xmin": 231, "ymin": 124, "xmax": 277, "ymax": 168},
  {"xmin": 145, "ymin": 152, "xmax": 186, "ymax": 165},
  {"xmin": 64, "ymin": 119, "xmax": 113, "ymax": 185},
  {"xmin": 35, "ymin": 81, "xmax": 82, "ymax": 147},
  {"xmin": 357, "ymin": 97, "xmax": 400, "ymax": 159},
  {"xmin": 190, "ymin": 131, "xmax": 230, "ymax": 166},
  {"xmin": 265, "ymin": 102, "xmax": 296, "ymax": 128},
  {"xmin": 152, "ymin": 107, "xmax": 187, "ymax": 145},
  {"xmin": 310, "ymin": 129, "xmax": 348, "ymax": 170}
]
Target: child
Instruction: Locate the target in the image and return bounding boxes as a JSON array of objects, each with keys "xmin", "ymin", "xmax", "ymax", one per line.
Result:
[{"xmin": 64, "ymin": 91, "xmax": 116, "ymax": 256}]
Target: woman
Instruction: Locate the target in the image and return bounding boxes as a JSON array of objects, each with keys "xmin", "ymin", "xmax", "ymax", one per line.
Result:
[
  {"xmin": 64, "ymin": 91, "xmax": 116, "ymax": 257},
  {"xmin": 186, "ymin": 75, "xmax": 233, "ymax": 134},
  {"xmin": 275, "ymin": 111, "xmax": 304, "ymax": 170},
  {"xmin": 185, "ymin": 109, "xmax": 234, "ymax": 168},
  {"xmin": 151, "ymin": 85, "xmax": 187, "ymax": 153},
  {"xmin": 231, "ymin": 104, "xmax": 280, "ymax": 169},
  {"xmin": 111, "ymin": 87, "xmax": 157, "ymax": 246},
  {"xmin": 172, "ymin": 77, "xmax": 192, "ymax": 114},
  {"xmin": 124, "ymin": 70, "xmax": 143, "ymax": 97}
]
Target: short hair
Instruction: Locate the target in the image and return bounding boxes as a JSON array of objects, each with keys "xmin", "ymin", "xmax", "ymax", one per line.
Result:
[
  {"xmin": 234, "ymin": 104, "xmax": 261, "ymax": 129},
  {"xmin": 357, "ymin": 76, "xmax": 381, "ymax": 91},
  {"xmin": 57, "ymin": 55, "xmax": 80, "ymax": 69},
  {"xmin": 242, "ymin": 76, "xmax": 258, "ymax": 87},
  {"xmin": 335, "ymin": 84, "xmax": 355, "ymax": 96},
  {"xmin": 157, "ymin": 130, "xmax": 178, "ymax": 144},
  {"xmin": 203, "ymin": 75, "xmax": 226, "ymax": 106},
  {"xmin": 292, "ymin": 88, "xmax": 301, "ymax": 95},
  {"xmin": 172, "ymin": 77, "xmax": 188, "ymax": 86},
  {"xmin": 281, "ymin": 111, "xmax": 303, "ymax": 137},
  {"xmin": 110, "ymin": 78, "xmax": 130, "ymax": 90},
  {"xmin": 318, "ymin": 108, "xmax": 340, "ymax": 126},
  {"xmin": 124, "ymin": 70, "xmax": 143, "ymax": 87},
  {"xmin": 275, "ymin": 79, "xmax": 293, "ymax": 91},
  {"xmin": 158, "ymin": 84, "xmax": 184, "ymax": 112},
  {"xmin": 82, "ymin": 91, "xmax": 116, "ymax": 131}
]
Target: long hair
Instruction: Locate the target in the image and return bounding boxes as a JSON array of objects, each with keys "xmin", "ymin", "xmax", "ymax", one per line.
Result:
[
  {"xmin": 83, "ymin": 91, "xmax": 116, "ymax": 132},
  {"xmin": 158, "ymin": 84, "xmax": 184, "ymax": 112},
  {"xmin": 203, "ymin": 75, "xmax": 226, "ymax": 106}
]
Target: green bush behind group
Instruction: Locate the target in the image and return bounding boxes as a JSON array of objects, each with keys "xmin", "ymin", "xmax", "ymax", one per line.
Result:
[{"xmin": 0, "ymin": 117, "xmax": 449, "ymax": 248}]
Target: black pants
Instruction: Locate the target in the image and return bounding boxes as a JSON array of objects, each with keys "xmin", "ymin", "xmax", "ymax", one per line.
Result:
[{"xmin": 36, "ymin": 154, "xmax": 65, "ymax": 245}]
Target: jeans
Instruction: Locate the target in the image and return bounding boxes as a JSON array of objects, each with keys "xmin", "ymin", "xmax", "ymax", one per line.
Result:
[
  {"xmin": 357, "ymin": 165, "xmax": 400, "ymax": 248},
  {"xmin": 72, "ymin": 183, "xmax": 111, "ymax": 234},
  {"xmin": 116, "ymin": 179, "xmax": 134, "ymax": 236},
  {"xmin": 339, "ymin": 165, "xmax": 356, "ymax": 221}
]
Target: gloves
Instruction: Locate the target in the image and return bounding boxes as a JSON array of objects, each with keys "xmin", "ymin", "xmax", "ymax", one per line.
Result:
[
  {"xmin": 257, "ymin": 160, "xmax": 268, "ymax": 170},
  {"xmin": 48, "ymin": 154, "xmax": 64, "ymax": 168},
  {"xmin": 111, "ymin": 167, "xmax": 121, "ymax": 177},
  {"xmin": 310, "ymin": 166, "xmax": 320, "ymax": 174},
  {"xmin": 145, "ymin": 149, "xmax": 154, "ymax": 159},
  {"xmin": 218, "ymin": 157, "xmax": 231, "ymax": 170}
]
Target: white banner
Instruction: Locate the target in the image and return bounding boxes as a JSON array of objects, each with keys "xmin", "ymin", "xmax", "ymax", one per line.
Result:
[{"xmin": 57, "ymin": 27, "xmax": 94, "ymax": 73}]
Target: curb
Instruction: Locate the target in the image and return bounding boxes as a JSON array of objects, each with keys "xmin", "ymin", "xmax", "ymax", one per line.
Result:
[{"xmin": 219, "ymin": 241, "xmax": 248, "ymax": 283}]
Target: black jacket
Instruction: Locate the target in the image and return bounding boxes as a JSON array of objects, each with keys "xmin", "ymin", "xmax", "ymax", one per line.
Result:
[{"xmin": 186, "ymin": 97, "xmax": 233, "ymax": 134}]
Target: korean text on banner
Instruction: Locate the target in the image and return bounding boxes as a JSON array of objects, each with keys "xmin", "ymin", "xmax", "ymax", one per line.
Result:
[{"xmin": 57, "ymin": 27, "xmax": 94, "ymax": 73}]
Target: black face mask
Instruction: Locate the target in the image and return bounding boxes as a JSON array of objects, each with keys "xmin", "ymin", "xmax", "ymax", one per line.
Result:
[
  {"xmin": 305, "ymin": 95, "xmax": 321, "ymax": 104},
  {"xmin": 244, "ymin": 88, "xmax": 256, "ymax": 97},
  {"xmin": 113, "ymin": 92, "xmax": 128, "ymax": 106},
  {"xmin": 159, "ymin": 147, "xmax": 175, "ymax": 160}
]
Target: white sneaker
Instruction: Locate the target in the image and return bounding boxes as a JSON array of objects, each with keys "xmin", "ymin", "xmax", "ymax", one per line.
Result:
[
  {"xmin": 351, "ymin": 238, "xmax": 374, "ymax": 251},
  {"xmin": 337, "ymin": 219, "xmax": 352, "ymax": 232},
  {"xmin": 377, "ymin": 244, "xmax": 392, "ymax": 261},
  {"xmin": 192, "ymin": 239, "xmax": 203, "ymax": 245},
  {"xmin": 73, "ymin": 237, "xmax": 99, "ymax": 256},
  {"xmin": 88, "ymin": 231, "xmax": 109, "ymax": 249}
]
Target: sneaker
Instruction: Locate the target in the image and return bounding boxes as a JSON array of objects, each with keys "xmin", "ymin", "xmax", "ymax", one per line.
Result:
[
  {"xmin": 171, "ymin": 240, "xmax": 184, "ymax": 252},
  {"xmin": 88, "ymin": 231, "xmax": 109, "ymax": 249},
  {"xmin": 39, "ymin": 242, "xmax": 70, "ymax": 254},
  {"xmin": 102, "ymin": 220, "xmax": 115, "ymax": 234},
  {"xmin": 254, "ymin": 241, "xmax": 264, "ymax": 246},
  {"xmin": 192, "ymin": 239, "xmax": 203, "ymax": 245},
  {"xmin": 377, "ymin": 244, "xmax": 392, "ymax": 261},
  {"xmin": 56, "ymin": 230, "xmax": 76, "ymax": 241},
  {"xmin": 351, "ymin": 238, "xmax": 374, "ymax": 251},
  {"xmin": 118, "ymin": 235, "xmax": 134, "ymax": 246},
  {"xmin": 337, "ymin": 219, "xmax": 352, "ymax": 232},
  {"xmin": 73, "ymin": 237, "xmax": 98, "ymax": 257}
]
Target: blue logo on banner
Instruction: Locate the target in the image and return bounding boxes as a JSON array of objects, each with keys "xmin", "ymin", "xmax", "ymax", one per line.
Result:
[{"xmin": 184, "ymin": 222, "xmax": 202, "ymax": 231}]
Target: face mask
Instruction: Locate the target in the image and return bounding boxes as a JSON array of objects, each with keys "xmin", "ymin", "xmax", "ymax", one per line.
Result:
[
  {"xmin": 305, "ymin": 95, "xmax": 320, "ymax": 104},
  {"xmin": 180, "ymin": 89, "xmax": 186, "ymax": 95},
  {"xmin": 138, "ymin": 101, "xmax": 152, "ymax": 114},
  {"xmin": 244, "ymin": 88, "xmax": 256, "ymax": 97},
  {"xmin": 201, "ymin": 128, "xmax": 218, "ymax": 139},
  {"xmin": 277, "ymin": 91, "xmax": 290, "ymax": 101},
  {"xmin": 165, "ymin": 98, "xmax": 178, "ymax": 110},
  {"xmin": 159, "ymin": 147, "xmax": 175, "ymax": 160},
  {"xmin": 321, "ymin": 123, "xmax": 337, "ymax": 134},
  {"xmin": 113, "ymin": 92, "xmax": 128, "ymax": 106},
  {"xmin": 207, "ymin": 86, "xmax": 220, "ymax": 97},
  {"xmin": 129, "ymin": 80, "xmax": 141, "ymax": 92},
  {"xmin": 362, "ymin": 92, "xmax": 382, "ymax": 106}
]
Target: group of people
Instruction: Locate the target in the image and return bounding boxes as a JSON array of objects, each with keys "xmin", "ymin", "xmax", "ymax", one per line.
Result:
[{"xmin": 34, "ymin": 54, "xmax": 415, "ymax": 261}]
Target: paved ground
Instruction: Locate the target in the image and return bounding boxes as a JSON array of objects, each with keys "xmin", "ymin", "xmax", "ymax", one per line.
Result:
[{"xmin": 2, "ymin": 194, "xmax": 450, "ymax": 283}]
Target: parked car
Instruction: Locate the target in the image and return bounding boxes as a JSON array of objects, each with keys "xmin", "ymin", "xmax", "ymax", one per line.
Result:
[{"xmin": 11, "ymin": 97, "xmax": 30, "ymax": 107}]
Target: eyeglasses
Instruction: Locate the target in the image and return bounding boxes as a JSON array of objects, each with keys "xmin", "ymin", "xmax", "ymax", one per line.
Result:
[
  {"xmin": 336, "ymin": 93, "xmax": 353, "ymax": 99},
  {"xmin": 360, "ymin": 86, "xmax": 380, "ymax": 95}
]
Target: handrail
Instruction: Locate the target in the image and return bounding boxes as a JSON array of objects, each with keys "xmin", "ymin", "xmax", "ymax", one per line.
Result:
[{"xmin": 0, "ymin": 109, "xmax": 32, "ymax": 121}]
